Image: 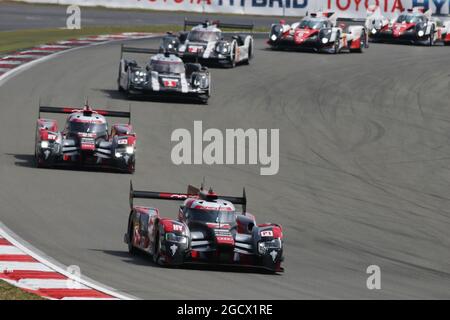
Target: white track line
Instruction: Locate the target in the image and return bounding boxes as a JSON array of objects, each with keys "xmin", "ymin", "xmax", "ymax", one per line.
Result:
[
  {"xmin": 0, "ymin": 261, "xmax": 52, "ymax": 272},
  {"xmin": 0, "ymin": 246, "xmax": 24, "ymax": 255},
  {"xmin": 17, "ymin": 279, "xmax": 89, "ymax": 290},
  {"xmin": 0, "ymin": 61, "xmax": 23, "ymax": 65}
]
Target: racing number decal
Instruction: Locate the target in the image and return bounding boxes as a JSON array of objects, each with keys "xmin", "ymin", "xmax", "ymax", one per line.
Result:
[
  {"xmin": 173, "ymin": 224, "xmax": 183, "ymax": 232},
  {"xmin": 261, "ymin": 230, "xmax": 273, "ymax": 237}
]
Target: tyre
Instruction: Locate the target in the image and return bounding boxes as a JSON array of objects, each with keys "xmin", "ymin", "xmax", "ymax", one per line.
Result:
[
  {"xmin": 352, "ymin": 30, "xmax": 366, "ymax": 53},
  {"xmin": 153, "ymin": 231, "xmax": 163, "ymax": 265},
  {"xmin": 227, "ymin": 42, "xmax": 237, "ymax": 68},
  {"xmin": 35, "ymin": 155, "xmax": 44, "ymax": 168},
  {"xmin": 128, "ymin": 222, "xmax": 138, "ymax": 254},
  {"xmin": 244, "ymin": 39, "xmax": 253, "ymax": 65},
  {"xmin": 199, "ymin": 95, "xmax": 209, "ymax": 105},
  {"xmin": 428, "ymin": 27, "xmax": 435, "ymax": 46},
  {"xmin": 126, "ymin": 160, "xmax": 135, "ymax": 174},
  {"xmin": 333, "ymin": 32, "xmax": 340, "ymax": 54}
]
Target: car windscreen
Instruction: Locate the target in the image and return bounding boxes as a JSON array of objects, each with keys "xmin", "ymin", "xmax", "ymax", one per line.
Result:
[
  {"xmin": 151, "ymin": 61, "xmax": 185, "ymax": 74},
  {"xmin": 186, "ymin": 208, "xmax": 236, "ymax": 224},
  {"xmin": 187, "ymin": 30, "xmax": 221, "ymax": 42},
  {"xmin": 68, "ymin": 122, "xmax": 107, "ymax": 134},
  {"xmin": 396, "ymin": 14, "xmax": 423, "ymax": 23},
  {"xmin": 298, "ymin": 19, "xmax": 327, "ymax": 29}
]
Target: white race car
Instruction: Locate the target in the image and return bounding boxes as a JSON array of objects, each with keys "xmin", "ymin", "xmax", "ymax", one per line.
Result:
[
  {"xmin": 268, "ymin": 12, "xmax": 368, "ymax": 54},
  {"xmin": 162, "ymin": 19, "xmax": 254, "ymax": 68}
]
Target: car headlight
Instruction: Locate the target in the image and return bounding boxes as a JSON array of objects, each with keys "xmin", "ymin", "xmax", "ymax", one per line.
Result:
[
  {"xmin": 258, "ymin": 242, "xmax": 267, "ymax": 255},
  {"xmin": 41, "ymin": 141, "xmax": 49, "ymax": 148},
  {"xmin": 126, "ymin": 146, "xmax": 134, "ymax": 154},
  {"xmin": 258, "ymin": 238, "xmax": 282, "ymax": 255},
  {"xmin": 216, "ymin": 43, "xmax": 230, "ymax": 54},
  {"xmin": 165, "ymin": 233, "xmax": 187, "ymax": 244},
  {"xmin": 270, "ymin": 34, "xmax": 277, "ymax": 41},
  {"xmin": 371, "ymin": 28, "xmax": 377, "ymax": 34},
  {"xmin": 115, "ymin": 152, "xmax": 122, "ymax": 158},
  {"xmin": 322, "ymin": 38, "xmax": 329, "ymax": 44},
  {"xmin": 418, "ymin": 30, "xmax": 425, "ymax": 37}
]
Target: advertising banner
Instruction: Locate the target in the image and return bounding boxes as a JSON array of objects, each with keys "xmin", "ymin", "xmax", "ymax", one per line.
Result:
[{"xmin": 13, "ymin": 0, "xmax": 450, "ymax": 17}]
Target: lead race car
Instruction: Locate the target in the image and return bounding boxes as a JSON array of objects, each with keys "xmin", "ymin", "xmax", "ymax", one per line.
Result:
[
  {"xmin": 35, "ymin": 103, "xmax": 136, "ymax": 173},
  {"xmin": 124, "ymin": 182, "xmax": 284, "ymax": 272},
  {"xmin": 365, "ymin": 7, "xmax": 450, "ymax": 45},
  {"xmin": 161, "ymin": 19, "xmax": 254, "ymax": 67},
  {"xmin": 118, "ymin": 45, "xmax": 211, "ymax": 104},
  {"xmin": 268, "ymin": 12, "xmax": 368, "ymax": 53}
]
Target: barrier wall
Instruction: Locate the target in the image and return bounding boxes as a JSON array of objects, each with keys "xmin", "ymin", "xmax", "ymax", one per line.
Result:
[{"xmin": 13, "ymin": 0, "xmax": 450, "ymax": 17}]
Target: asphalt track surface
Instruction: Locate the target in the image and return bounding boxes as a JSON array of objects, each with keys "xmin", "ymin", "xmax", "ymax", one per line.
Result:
[
  {"xmin": 1, "ymin": 35, "xmax": 450, "ymax": 299},
  {"xmin": 0, "ymin": 2, "xmax": 288, "ymax": 31}
]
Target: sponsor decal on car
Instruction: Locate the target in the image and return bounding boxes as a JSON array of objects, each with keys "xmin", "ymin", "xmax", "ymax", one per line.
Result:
[{"xmin": 163, "ymin": 78, "xmax": 178, "ymax": 87}]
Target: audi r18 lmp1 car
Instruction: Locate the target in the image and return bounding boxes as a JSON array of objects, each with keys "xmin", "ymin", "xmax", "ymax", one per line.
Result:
[
  {"xmin": 160, "ymin": 19, "xmax": 254, "ymax": 67},
  {"xmin": 124, "ymin": 182, "xmax": 284, "ymax": 272},
  {"xmin": 365, "ymin": 7, "xmax": 450, "ymax": 45},
  {"xmin": 268, "ymin": 12, "xmax": 368, "ymax": 53},
  {"xmin": 35, "ymin": 104, "xmax": 136, "ymax": 173},
  {"xmin": 117, "ymin": 45, "xmax": 211, "ymax": 104}
]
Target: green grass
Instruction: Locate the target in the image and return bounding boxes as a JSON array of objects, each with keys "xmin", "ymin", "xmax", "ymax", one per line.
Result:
[
  {"xmin": 0, "ymin": 25, "xmax": 268, "ymax": 55},
  {"xmin": 0, "ymin": 280, "xmax": 45, "ymax": 300}
]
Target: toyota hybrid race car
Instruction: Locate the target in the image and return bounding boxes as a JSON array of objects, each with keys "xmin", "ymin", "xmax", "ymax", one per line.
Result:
[
  {"xmin": 124, "ymin": 182, "xmax": 284, "ymax": 272},
  {"xmin": 118, "ymin": 45, "xmax": 211, "ymax": 104},
  {"xmin": 35, "ymin": 103, "xmax": 136, "ymax": 173},
  {"xmin": 268, "ymin": 12, "xmax": 368, "ymax": 53},
  {"xmin": 366, "ymin": 7, "xmax": 450, "ymax": 45},
  {"xmin": 161, "ymin": 19, "xmax": 254, "ymax": 67}
]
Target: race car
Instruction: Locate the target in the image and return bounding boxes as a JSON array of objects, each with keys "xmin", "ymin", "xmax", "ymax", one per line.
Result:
[
  {"xmin": 366, "ymin": 7, "xmax": 450, "ymax": 45},
  {"xmin": 124, "ymin": 182, "xmax": 284, "ymax": 272},
  {"xmin": 117, "ymin": 45, "xmax": 211, "ymax": 104},
  {"xmin": 160, "ymin": 19, "xmax": 254, "ymax": 67},
  {"xmin": 35, "ymin": 103, "xmax": 136, "ymax": 173},
  {"xmin": 268, "ymin": 12, "xmax": 368, "ymax": 53}
]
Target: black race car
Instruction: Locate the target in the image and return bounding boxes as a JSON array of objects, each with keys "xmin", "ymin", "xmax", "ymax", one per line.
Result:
[{"xmin": 117, "ymin": 45, "xmax": 211, "ymax": 104}]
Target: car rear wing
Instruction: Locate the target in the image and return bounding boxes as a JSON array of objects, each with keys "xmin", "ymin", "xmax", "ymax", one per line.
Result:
[
  {"xmin": 129, "ymin": 181, "xmax": 247, "ymax": 212},
  {"xmin": 183, "ymin": 18, "xmax": 254, "ymax": 32},
  {"xmin": 39, "ymin": 106, "xmax": 131, "ymax": 122},
  {"xmin": 120, "ymin": 45, "xmax": 161, "ymax": 59}
]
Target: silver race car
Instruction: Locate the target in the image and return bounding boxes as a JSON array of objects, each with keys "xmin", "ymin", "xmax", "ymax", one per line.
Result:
[
  {"xmin": 161, "ymin": 19, "xmax": 254, "ymax": 68},
  {"xmin": 117, "ymin": 45, "xmax": 211, "ymax": 104}
]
